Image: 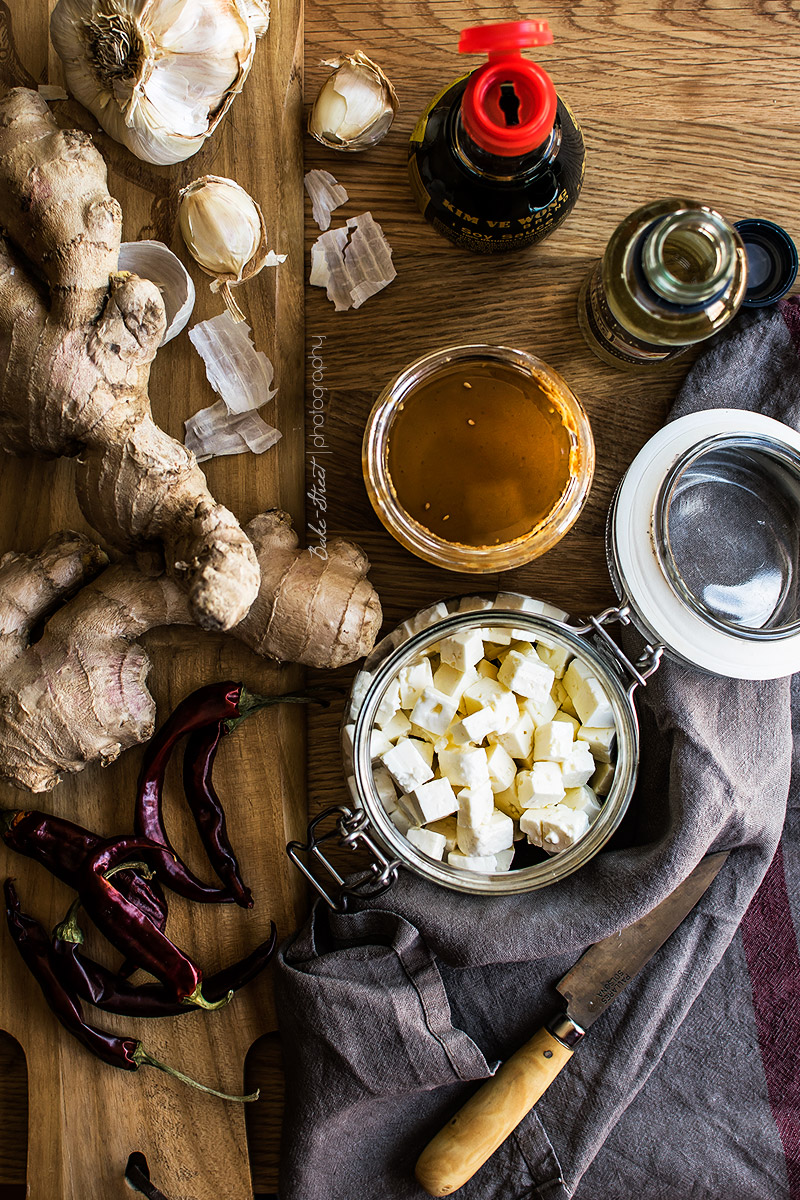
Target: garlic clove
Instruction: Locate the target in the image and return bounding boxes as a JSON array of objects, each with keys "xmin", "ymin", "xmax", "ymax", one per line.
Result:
[
  {"xmin": 309, "ymin": 53, "xmax": 397, "ymax": 151},
  {"xmin": 178, "ymin": 175, "xmax": 285, "ymax": 320},
  {"xmin": 118, "ymin": 241, "xmax": 196, "ymax": 345},
  {"xmin": 50, "ymin": 0, "xmax": 268, "ymax": 166}
]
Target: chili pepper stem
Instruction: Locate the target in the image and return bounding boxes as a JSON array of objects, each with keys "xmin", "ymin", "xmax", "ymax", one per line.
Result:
[
  {"xmin": 132, "ymin": 1043, "xmax": 259, "ymax": 1102},
  {"xmin": 225, "ymin": 686, "xmax": 339, "ymax": 733},
  {"xmin": 182, "ymin": 981, "xmax": 234, "ymax": 1011},
  {"xmin": 0, "ymin": 809, "xmax": 21, "ymax": 835},
  {"xmin": 54, "ymin": 860, "xmax": 157, "ymax": 945}
]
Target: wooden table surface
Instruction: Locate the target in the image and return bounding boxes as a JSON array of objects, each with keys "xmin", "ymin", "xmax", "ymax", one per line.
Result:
[{"xmin": 3, "ymin": 0, "xmax": 800, "ymax": 1196}]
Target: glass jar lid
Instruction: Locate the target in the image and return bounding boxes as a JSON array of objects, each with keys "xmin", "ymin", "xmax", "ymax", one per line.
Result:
[{"xmin": 610, "ymin": 408, "xmax": 800, "ymax": 678}]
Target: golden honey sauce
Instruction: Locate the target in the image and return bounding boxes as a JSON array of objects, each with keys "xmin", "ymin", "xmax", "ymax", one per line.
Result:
[{"xmin": 386, "ymin": 359, "xmax": 575, "ymax": 547}]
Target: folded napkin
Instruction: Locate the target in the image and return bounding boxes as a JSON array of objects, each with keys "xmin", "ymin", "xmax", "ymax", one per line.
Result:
[{"xmin": 274, "ymin": 300, "xmax": 800, "ymax": 1200}]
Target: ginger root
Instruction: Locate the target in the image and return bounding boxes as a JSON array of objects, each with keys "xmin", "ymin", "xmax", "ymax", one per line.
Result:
[
  {"xmin": 0, "ymin": 87, "xmax": 259, "ymax": 633},
  {"xmin": 0, "ymin": 518, "xmax": 382, "ymax": 793}
]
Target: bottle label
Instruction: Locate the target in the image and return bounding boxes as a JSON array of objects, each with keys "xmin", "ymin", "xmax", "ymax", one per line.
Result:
[
  {"xmin": 580, "ymin": 265, "xmax": 683, "ymax": 365},
  {"xmin": 411, "ymin": 73, "xmax": 471, "ymax": 146},
  {"xmin": 429, "ymin": 188, "xmax": 573, "ymax": 252}
]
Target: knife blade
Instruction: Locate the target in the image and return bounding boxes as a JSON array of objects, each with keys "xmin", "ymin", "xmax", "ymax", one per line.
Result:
[{"xmin": 415, "ymin": 851, "xmax": 729, "ymax": 1197}]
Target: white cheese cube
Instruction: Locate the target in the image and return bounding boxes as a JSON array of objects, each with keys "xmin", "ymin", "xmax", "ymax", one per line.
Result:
[
  {"xmin": 410, "ymin": 687, "xmax": 459, "ymax": 737},
  {"xmin": 426, "ymin": 815, "xmax": 458, "ymax": 854},
  {"xmin": 342, "ymin": 723, "xmax": 355, "ymax": 757},
  {"xmin": 560, "ymin": 742, "xmax": 597, "ymax": 788},
  {"xmin": 562, "ymin": 785, "xmax": 602, "ymax": 824},
  {"xmin": 400, "ymin": 602, "xmax": 449, "ymax": 637},
  {"xmin": 372, "ymin": 766, "xmax": 398, "ymax": 811},
  {"xmin": 447, "ymin": 851, "xmax": 498, "ymax": 873},
  {"xmin": 389, "ymin": 808, "xmax": 416, "ymax": 836},
  {"xmin": 486, "ymin": 742, "xmax": 516, "ymax": 793},
  {"xmin": 409, "ymin": 737, "xmax": 434, "ymax": 768},
  {"xmin": 457, "ymin": 809, "xmax": 514, "ymax": 856},
  {"xmin": 495, "ymin": 592, "xmax": 568, "ymax": 621},
  {"xmin": 380, "ymin": 738, "xmax": 434, "ymax": 793},
  {"xmin": 480, "ymin": 626, "xmax": 513, "ymax": 646},
  {"xmin": 490, "ymin": 710, "xmax": 535, "ymax": 760},
  {"xmin": 591, "ymin": 761, "xmax": 615, "ymax": 796},
  {"xmin": 432, "ymin": 662, "xmax": 478, "ymax": 701},
  {"xmin": 578, "ymin": 725, "xmax": 616, "ymax": 764},
  {"xmin": 517, "ymin": 762, "xmax": 565, "ymax": 808},
  {"xmin": 370, "ymin": 728, "xmax": 393, "ymax": 759},
  {"xmin": 410, "ymin": 722, "xmax": 437, "ymax": 743},
  {"xmin": 406, "ymin": 777, "xmax": 458, "ymax": 824},
  {"xmin": 439, "ymin": 629, "xmax": 485, "ymax": 672},
  {"xmin": 457, "ymin": 596, "xmax": 494, "ymax": 613},
  {"xmin": 406, "ymin": 826, "xmax": 447, "ymax": 860},
  {"xmin": 348, "ymin": 670, "xmax": 372, "ymax": 720},
  {"xmin": 551, "ymin": 679, "xmax": 578, "ymax": 717},
  {"xmin": 397, "ymin": 659, "xmax": 433, "ymax": 709},
  {"xmin": 380, "ymin": 710, "xmax": 412, "ymax": 743},
  {"xmin": 520, "ymin": 693, "xmax": 558, "ymax": 728},
  {"xmin": 438, "ymin": 746, "xmax": 490, "ymax": 789},
  {"xmin": 563, "ymin": 660, "xmax": 615, "ymax": 727},
  {"xmin": 536, "ymin": 641, "xmax": 572, "ymax": 679},
  {"xmin": 459, "ymin": 705, "xmax": 506, "ymax": 743},
  {"xmin": 494, "ymin": 782, "xmax": 524, "ymax": 822},
  {"xmin": 480, "ymin": 644, "xmax": 505, "ymax": 663},
  {"xmin": 553, "ymin": 711, "xmax": 580, "ymax": 735},
  {"xmin": 540, "ymin": 805, "xmax": 591, "ymax": 853},
  {"xmin": 476, "ymin": 659, "xmax": 499, "ymax": 680},
  {"xmin": 375, "ymin": 680, "xmax": 402, "ymax": 727},
  {"xmin": 463, "ymin": 677, "xmax": 505, "ymax": 713},
  {"xmin": 533, "ymin": 720, "xmax": 574, "ymax": 762},
  {"xmin": 493, "ymin": 848, "xmax": 515, "ymax": 872},
  {"xmin": 497, "ymin": 649, "xmax": 555, "ymax": 703},
  {"xmin": 519, "ymin": 806, "xmax": 551, "ymax": 846},
  {"xmin": 455, "ymin": 783, "xmax": 495, "ymax": 830}
]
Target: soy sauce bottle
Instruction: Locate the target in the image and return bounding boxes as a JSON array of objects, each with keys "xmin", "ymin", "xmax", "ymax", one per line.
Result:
[{"xmin": 408, "ymin": 20, "xmax": 585, "ymax": 254}]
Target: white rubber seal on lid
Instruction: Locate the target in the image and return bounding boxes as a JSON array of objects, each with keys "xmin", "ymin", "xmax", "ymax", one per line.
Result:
[{"xmin": 612, "ymin": 408, "xmax": 800, "ymax": 679}]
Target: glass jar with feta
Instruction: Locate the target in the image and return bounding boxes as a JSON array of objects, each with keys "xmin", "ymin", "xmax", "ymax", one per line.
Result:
[{"xmin": 339, "ymin": 593, "xmax": 640, "ymax": 896}]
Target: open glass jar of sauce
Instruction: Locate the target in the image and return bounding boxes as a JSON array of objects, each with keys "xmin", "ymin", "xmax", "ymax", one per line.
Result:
[
  {"xmin": 362, "ymin": 345, "xmax": 595, "ymax": 572},
  {"xmin": 289, "ymin": 408, "xmax": 800, "ymax": 907}
]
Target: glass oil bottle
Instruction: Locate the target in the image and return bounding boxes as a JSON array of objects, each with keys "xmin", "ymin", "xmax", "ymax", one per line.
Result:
[
  {"xmin": 578, "ymin": 198, "xmax": 749, "ymax": 370},
  {"xmin": 408, "ymin": 20, "xmax": 585, "ymax": 254}
]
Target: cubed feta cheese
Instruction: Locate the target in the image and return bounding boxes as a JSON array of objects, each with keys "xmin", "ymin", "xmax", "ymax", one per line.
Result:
[
  {"xmin": 397, "ymin": 659, "xmax": 434, "ymax": 709},
  {"xmin": 410, "ymin": 687, "xmax": 459, "ymax": 737},
  {"xmin": 408, "ymin": 737, "xmax": 434, "ymax": 768},
  {"xmin": 457, "ymin": 596, "xmax": 494, "ymax": 613},
  {"xmin": 455, "ymin": 783, "xmax": 495, "ymax": 830},
  {"xmin": 400, "ymin": 602, "xmax": 449, "ymax": 638},
  {"xmin": 406, "ymin": 777, "xmax": 459, "ymax": 824},
  {"xmin": 462, "ymin": 677, "xmax": 505, "ymax": 714},
  {"xmin": 520, "ymin": 693, "xmax": 558, "ymax": 728},
  {"xmin": 563, "ymin": 660, "xmax": 614, "ymax": 727},
  {"xmin": 410, "ymin": 722, "xmax": 437, "ymax": 743},
  {"xmin": 535, "ymin": 641, "xmax": 572, "ymax": 679},
  {"xmin": 476, "ymin": 659, "xmax": 499, "ymax": 679},
  {"xmin": 456, "ymin": 809, "xmax": 514, "ymax": 856},
  {"xmin": 517, "ymin": 761, "xmax": 565, "ymax": 808},
  {"xmin": 457, "ymin": 705, "xmax": 503, "ymax": 743},
  {"xmin": 497, "ymin": 649, "xmax": 555, "ymax": 703},
  {"xmin": 342, "ymin": 723, "xmax": 355, "ymax": 757},
  {"xmin": 380, "ymin": 710, "xmax": 412, "ymax": 742},
  {"xmin": 553, "ymin": 711, "xmax": 580, "ymax": 735},
  {"xmin": 540, "ymin": 805, "xmax": 590, "ymax": 853},
  {"xmin": 406, "ymin": 826, "xmax": 447, "ymax": 860},
  {"xmin": 389, "ymin": 808, "xmax": 416, "ymax": 836},
  {"xmin": 432, "ymin": 662, "xmax": 478, "ymax": 701},
  {"xmin": 372, "ymin": 765, "xmax": 398, "ymax": 811},
  {"xmin": 560, "ymin": 742, "xmax": 597, "ymax": 788},
  {"xmin": 493, "ymin": 848, "xmax": 515, "ymax": 872},
  {"xmin": 578, "ymin": 725, "xmax": 616, "ymax": 763},
  {"xmin": 375, "ymin": 680, "xmax": 402, "ymax": 726},
  {"xmin": 562, "ymin": 785, "xmax": 602, "ymax": 824},
  {"xmin": 519, "ymin": 805, "xmax": 551, "ymax": 846},
  {"xmin": 447, "ymin": 851, "xmax": 498, "ymax": 873},
  {"xmin": 590, "ymin": 761, "xmax": 615, "ymax": 796},
  {"xmin": 480, "ymin": 626, "xmax": 513, "ymax": 646},
  {"xmin": 486, "ymin": 742, "xmax": 516, "ymax": 793},
  {"xmin": 370, "ymin": 728, "xmax": 393, "ymax": 760},
  {"xmin": 438, "ymin": 746, "xmax": 490, "ymax": 789},
  {"xmin": 493, "ymin": 782, "xmax": 524, "ymax": 822},
  {"xmin": 533, "ymin": 720, "xmax": 574, "ymax": 762},
  {"xmin": 551, "ymin": 679, "xmax": 578, "ymax": 717},
  {"xmin": 380, "ymin": 738, "xmax": 434, "ymax": 793},
  {"xmin": 439, "ymin": 629, "xmax": 485, "ymax": 672},
  {"xmin": 426, "ymin": 815, "xmax": 458, "ymax": 853},
  {"xmin": 490, "ymin": 710, "xmax": 535, "ymax": 760},
  {"xmin": 348, "ymin": 670, "xmax": 372, "ymax": 720}
]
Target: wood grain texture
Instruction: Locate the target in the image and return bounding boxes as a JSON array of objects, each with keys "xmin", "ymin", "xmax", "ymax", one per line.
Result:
[{"xmin": 0, "ymin": 0, "xmax": 303, "ymax": 1197}]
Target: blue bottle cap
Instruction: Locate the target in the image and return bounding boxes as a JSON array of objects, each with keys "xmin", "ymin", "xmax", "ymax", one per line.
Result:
[{"xmin": 734, "ymin": 218, "xmax": 798, "ymax": 307}]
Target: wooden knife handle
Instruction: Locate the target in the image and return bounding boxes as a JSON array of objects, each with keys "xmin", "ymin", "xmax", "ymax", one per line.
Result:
[{"xmin": 414, "ymin": 1026, "xmax": 573, "ymax": 1197}]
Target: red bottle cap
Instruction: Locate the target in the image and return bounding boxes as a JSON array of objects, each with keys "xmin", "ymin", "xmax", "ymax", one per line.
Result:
[{"xmin": 458, "ymin": 20, "xmax": 558, "ymax": 157}]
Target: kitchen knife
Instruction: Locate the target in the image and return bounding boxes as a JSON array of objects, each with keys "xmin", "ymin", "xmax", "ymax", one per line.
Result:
[{"xmin": 415, "ymin": 851, "xmax": 729, "ymax": 1197}]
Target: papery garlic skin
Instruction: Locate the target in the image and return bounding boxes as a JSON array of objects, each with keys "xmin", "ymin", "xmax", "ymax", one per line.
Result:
[
  {"xmin": 179, "ymin": 176, "xmax": 262, "ymax": 279},
  {"xmin": 309, "ymin": 53, "xmax": 397, "ymax": 151},
  {"xmin": 50, "ymin": 0, "xmax": 269, "ymax": 165}
]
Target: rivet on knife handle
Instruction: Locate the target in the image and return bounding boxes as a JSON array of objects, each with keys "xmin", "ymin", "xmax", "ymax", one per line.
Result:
[{"xmin": 415, "ymin": 1016, "xmax": 581, "ymax": 1197}]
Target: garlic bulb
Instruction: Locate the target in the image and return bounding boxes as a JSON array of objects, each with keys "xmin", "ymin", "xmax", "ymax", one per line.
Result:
[
  {"xmin": 309, "ymin": 53, "xmax": 397, "ymax": 151},
  {"xmin": 50, "ymin": 0, "xmax": 269, "ymax": 166},
  {"xmin": 178, "ymin": 175, "xmax": 286, "ymax": 321}
]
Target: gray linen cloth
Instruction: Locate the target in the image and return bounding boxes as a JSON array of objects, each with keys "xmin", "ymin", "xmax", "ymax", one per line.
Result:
[{"xmin": 274, "ymin": 299, "xmax": 800, "ymax": 1200}]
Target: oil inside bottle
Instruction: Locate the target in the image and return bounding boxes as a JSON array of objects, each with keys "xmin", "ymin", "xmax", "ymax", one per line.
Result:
[{"xmin": 386, "ymin": 359, "xmax": 574, "ymax": 548}]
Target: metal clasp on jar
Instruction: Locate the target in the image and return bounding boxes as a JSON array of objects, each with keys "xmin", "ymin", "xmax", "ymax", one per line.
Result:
[
  {"xmin": 569, "ymin": 604, "xmax": 664, "ymax": 699},
  {"xmin": 287, "ymin": 806, "xmax": 401, "ymax": 911}
]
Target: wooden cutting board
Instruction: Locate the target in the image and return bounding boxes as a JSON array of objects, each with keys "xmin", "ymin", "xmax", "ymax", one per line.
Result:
[{"xmin": 0, "ymin": 1, "xmax": 304, "ymax": 1197}]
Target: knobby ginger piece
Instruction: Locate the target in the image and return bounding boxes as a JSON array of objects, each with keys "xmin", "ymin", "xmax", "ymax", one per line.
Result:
[
  {"xmin": 304, "ymin": 169, "xmax": 349, "ymax": 231},
  {"xmin": 309, "ymin": 212, "xmax": 395, "ymax": 311}
]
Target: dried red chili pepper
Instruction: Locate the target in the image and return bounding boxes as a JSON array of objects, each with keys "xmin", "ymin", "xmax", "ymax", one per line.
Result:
[
  {"xmin": 78, "ymin": 837, "xmax": 227, "ymax": 1009},
  {"xmin": 51, "ymin": 908, "xmax": 277, "ymax": 1017},
  {"xmin": 1, "ymin": 809, "xmax": 168, "ymax": 932},
  {"xmin": 4, "ymin": 880, "xmax": 258, "ymax": 1102},
  {"xmin": 182, "ymin": 722, "xmax": 252, "ymax": 908}
]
